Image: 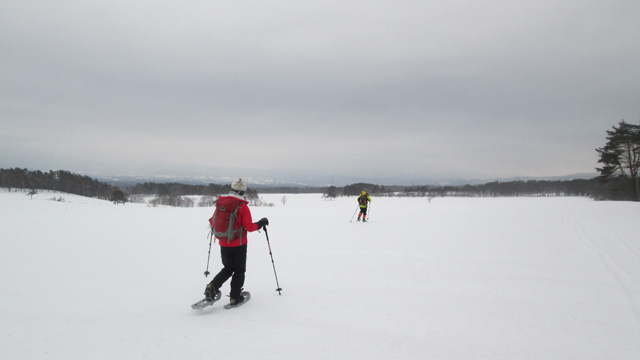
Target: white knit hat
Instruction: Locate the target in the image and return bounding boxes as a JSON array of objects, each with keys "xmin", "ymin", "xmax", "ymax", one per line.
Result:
[{"xmin": 231, "ymin": 178, "xmax": 247, "ymax": 192}]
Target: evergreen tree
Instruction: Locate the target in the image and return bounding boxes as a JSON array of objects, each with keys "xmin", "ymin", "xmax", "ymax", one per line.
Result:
[
  {"xmin": 110, "ymin": 190, "xmax": 128, "ymax": 205},
  {"xmin": 596, "ymin": 120, "xmax": 640, "ymax": 201},
  {"xmin": 324, "ymin": 186, "xmax": 338, "ymax": 199}
]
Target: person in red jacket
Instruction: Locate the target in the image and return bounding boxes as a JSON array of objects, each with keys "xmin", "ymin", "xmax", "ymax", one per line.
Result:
[{"xmin": 205, "ymin": 178, "xmax": 268, "ymax": 305}]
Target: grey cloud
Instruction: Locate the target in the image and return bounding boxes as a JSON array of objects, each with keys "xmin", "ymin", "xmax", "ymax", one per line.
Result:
[{"xmin": 1, "ymin": 1, "xmax": 639, "ymax": 181}]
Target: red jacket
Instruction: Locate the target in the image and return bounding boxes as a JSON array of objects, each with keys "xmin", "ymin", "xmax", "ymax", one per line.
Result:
[{"xmin": 210, "ymin": 194, "xmax": 259, "ymax": 247}]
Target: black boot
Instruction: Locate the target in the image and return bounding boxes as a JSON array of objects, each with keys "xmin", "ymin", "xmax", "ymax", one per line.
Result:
[
  {"xmin": 204, "ymin": 284, "xmax": 221, "ymax": 301},
  {"xmin": 230, "ymin": 294, "xmax": 246, "ymax": 305}
]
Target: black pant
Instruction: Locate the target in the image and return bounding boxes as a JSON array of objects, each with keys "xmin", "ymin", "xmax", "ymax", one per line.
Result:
[{"xmin": 211, "ymin": 244, "xmax": 247, "ymax": 299}]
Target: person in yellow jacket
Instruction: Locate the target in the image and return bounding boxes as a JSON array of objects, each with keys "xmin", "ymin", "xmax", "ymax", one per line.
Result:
[{"xmin": 357, "ymin": 190, "xmax": 372, "ymax": 222}]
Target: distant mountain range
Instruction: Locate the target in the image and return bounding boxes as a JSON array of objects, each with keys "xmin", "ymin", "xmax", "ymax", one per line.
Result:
[{"xmin": 91, "ymin": 170, "xmax": 599, "ymax": 188}]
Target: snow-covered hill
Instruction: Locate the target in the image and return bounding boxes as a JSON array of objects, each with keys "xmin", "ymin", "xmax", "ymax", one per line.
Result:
[{"xmin": 1, "ymin": 190, "xmax": 639, "ymax": 359}]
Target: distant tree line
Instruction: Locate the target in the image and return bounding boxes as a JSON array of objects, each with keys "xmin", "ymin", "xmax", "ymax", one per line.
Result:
[
  {"xmin": 118, "ymin": 177, "xmax": 631, "ymax": 201},
  {"xmin": 0, "ymin": 168, "xmax": 118, "ymax": 199},
  {"xmin": 3, "ymin": 168, "xmax": 635, "ymax": 204},
  {"xmin": 342, "ymin": 183, "xmax": 393, "ymax": 196},
  {"xmin": 401, "ymin": 178, "xmax": 629, "ymax": 200},
  {"xmin": 322, "ymin": 178, "xmax": 632, "ymax": 201}
]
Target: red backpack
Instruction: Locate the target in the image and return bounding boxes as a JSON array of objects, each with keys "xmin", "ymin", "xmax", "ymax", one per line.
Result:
[{"xmin": 209, "ymin": 196, "xmax": 243, "ymax": 243}]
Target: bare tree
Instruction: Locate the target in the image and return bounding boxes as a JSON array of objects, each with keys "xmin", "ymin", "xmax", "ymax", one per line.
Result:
[{"xmin": 27, "ymin": 189, "xmax": 38, "ymax": 199}]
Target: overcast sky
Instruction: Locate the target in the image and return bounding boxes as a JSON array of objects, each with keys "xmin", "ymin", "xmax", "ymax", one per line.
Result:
[{"xmin": 2, "ymin": 1, "xmax": 639, "ymax": 183}]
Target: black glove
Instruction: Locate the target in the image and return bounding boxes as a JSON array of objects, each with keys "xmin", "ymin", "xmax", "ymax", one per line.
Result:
[{"xmin": 256, "ymin": 217, "xmax": 269, "ymax": 230}]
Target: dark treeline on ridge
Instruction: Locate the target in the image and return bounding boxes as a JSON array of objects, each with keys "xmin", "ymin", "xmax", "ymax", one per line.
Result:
[
  {"xmin": 1, "ymin": 168, "xmax": 117, "ymax": 199},
  {"xmin": 322, "ymin": 179, "xmax": 629, "ymax": 201},
  {"xmin": 401, "ymin": 178, "xmax": 629, "ymax": 200},
  {"xmin": 127, "ymin": 177, "xmax": 640, "ymax": 201},
  {"xmin": 1, "ymin": 168, "xmax": 635, "ymax": 202}
]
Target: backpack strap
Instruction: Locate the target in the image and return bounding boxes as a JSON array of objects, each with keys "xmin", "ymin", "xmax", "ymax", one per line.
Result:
[{"xmin": 224, "ymin": 205, "xmax": 241, "ymax": 244}]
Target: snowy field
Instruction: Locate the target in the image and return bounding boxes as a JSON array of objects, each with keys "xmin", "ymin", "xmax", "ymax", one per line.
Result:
[{"xmin": 1, "ymin": 189, "xmax": 639, "ymax": 360}]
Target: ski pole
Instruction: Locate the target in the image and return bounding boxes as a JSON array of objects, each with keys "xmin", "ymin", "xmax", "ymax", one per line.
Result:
[
  {"xmin": 264, "ymin": 226, "xmax": 282, "ymax": 295},
  {"xmin": 349, "ymin": 206, "xmax": 359, "ymax": 222},
  {"xmin": 204, "ymin": 229, "xmax": 213, "ymax": 277}
]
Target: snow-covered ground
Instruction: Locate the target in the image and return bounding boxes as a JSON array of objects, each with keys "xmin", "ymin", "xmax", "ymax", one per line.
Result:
[{"xmin": 1, "ymin": 189, "xmax": 639, "ymax": 359}]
